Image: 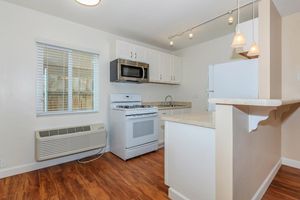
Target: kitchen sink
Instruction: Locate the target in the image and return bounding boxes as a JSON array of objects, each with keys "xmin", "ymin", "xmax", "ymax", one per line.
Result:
[{"xmin": 157, "ymin": 104, "xmax": 186, "ymax": 108}]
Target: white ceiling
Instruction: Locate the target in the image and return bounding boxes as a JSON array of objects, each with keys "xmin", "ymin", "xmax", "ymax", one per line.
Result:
[
  {"xmin": 273, "ymin": 0, "xmax": 300, "ymax": 16},
  {"xmin": 3, "ymin": 0, "xmax": 300, "ymax": 51}
]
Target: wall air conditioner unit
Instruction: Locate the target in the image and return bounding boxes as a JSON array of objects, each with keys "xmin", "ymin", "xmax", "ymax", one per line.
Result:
[{"xmin": 35, "ymin": 124, "xmax": 106, "ymax": 161}]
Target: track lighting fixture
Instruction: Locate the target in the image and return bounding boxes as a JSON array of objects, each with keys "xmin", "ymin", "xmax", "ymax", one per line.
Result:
[
  {"xmin": 167, "ymin": 1, "xmax": 257, "ymax": 47},
  {"xmin": 169, "ymin": 40, "xmax": 174, "ymax": 47},
  {"xmin": 228, "ymin": 11, "xmax": 234, "ymax": 25}
]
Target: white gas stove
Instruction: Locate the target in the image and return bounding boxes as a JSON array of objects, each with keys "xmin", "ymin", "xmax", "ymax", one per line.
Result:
[{"xmin": 109, "ymin": 94, "xmax": 159, "ymax": 160}]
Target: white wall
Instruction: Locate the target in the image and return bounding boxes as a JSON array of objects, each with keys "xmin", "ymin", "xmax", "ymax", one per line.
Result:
[
  {"xmin": 215, "ymin": 105, "xmax": 281, "ymax": 200},
  {"xmin": 174, "ymin": 34, "xmax": 241, "ymax": 112},
  {"xmin": 0, "ymin": 1, "xmax": 178, "ymax": 176},
  {"xmin": 281, "ymin": 12, "xmax": 300, "ymax": 162}
]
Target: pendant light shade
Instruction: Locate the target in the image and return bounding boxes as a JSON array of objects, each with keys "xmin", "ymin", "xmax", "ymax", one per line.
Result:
[
  {"xmin": 75, "ymin": 0, "xmax": 100, "ymax": 6},
  {"xmin": 247, "ymin": 0, "xmax": 260, "ymax": 57},
  {"xmin": 231, "ymin": 31, "xmax": 246, "ymax": 48},
  {"xmin": 247, "ymin": 42, "xmax": 260, "ymax": 57},
  {"xmin": 231, "ymin": 0, "xmax": 246, "ymax": 49}
]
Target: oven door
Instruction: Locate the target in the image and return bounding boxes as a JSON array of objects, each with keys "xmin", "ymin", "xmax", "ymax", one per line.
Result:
[{"xmin": 125, "ymin": 113, "xmax": 159, "ymax": 148}]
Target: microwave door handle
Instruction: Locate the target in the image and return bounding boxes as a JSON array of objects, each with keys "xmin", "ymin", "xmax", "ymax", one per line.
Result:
[{"xmin": 142, "ymin": 67, "xmax": 145, "ymax": 81}]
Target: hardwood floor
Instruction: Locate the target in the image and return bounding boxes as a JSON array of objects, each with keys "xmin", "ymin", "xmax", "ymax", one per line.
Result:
[
  {"xmin": 0, "ymin": 149, "xmax": 169, "ymax": 200},
  {"xmin": 1, "ymin": 150, "xmax": 300, "ymax": 200},
  {"xmin": 263, "ymin": 165, "xmax": 300, "ymax": 200}
]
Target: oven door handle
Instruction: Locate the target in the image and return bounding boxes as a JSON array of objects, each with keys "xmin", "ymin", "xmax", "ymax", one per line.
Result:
[{"xmin": 126, "ymin": 113, "xmax": 158, "ymax": 120}]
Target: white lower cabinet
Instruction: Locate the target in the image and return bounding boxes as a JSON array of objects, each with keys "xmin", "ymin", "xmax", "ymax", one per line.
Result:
[
  {"xmin": 159, "ymin": 108, "xmax": 191, "ymax": 145},
  {"xmin": 165, "ymin": 121, "xmax": 215, "ymax": 200}
]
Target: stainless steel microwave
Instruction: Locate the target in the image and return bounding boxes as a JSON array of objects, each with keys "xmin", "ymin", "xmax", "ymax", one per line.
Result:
[{"xmin": 110, "ymin": 59, "xmax": 149, "ymax": 83}]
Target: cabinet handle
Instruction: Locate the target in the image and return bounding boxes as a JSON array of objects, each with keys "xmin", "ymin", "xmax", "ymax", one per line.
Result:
[
  {"xmin": 130, "ymin": 52, "xmax": 133, "ymax": 58},
  {"xmin": 135, "ymin": 53, "xmax": 137, "ymax": 59},
  {"xmin": 160, "ymin": 74, "xmax": 162, "ymax": 80}
]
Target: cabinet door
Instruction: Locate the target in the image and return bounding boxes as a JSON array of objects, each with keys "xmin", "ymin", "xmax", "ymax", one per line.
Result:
[
  {"xmin": 134, "ymin": 45, "xmax": 147, "ymax": 63},
  {"xmin": 159, "ymin": 53, "xmax": 172, "ymax": 82},
  {"xmin": 172, "ymin": 56, "xmax": 182, "ymax": 83},
  {"xmin": 159, "ymin": 110, "xmax": 171, "ymax": 144},
  {"xmin": 147, "ymin": 49, "xmax": 161, "ymax": 82},
  {"xmin": 116, "ymin": 41, "xmax": 134, "ymax": 60}
]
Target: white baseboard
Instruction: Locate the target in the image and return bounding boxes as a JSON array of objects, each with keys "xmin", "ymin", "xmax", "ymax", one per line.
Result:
[
  {"xmin": 0, "ymin": 146, "xmax": 110, "ymax": 179},
  {"xmin": 251, "ymin": 159, "xmax": 281, "ymax": 200},
  {"xmin": 158, "ymin": 141, "xmax": 164, "ymax": 149},
  {"xmin": 168, "ymin": 188, "xmax": 190, "ymax": 200},
  {"xmin": 282, "ymin": 157, "xmax": 300, "ymax": 169}
]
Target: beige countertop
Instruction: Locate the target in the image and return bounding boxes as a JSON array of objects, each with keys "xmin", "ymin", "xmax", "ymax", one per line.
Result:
[
  {"xmin": 161, "ymin": 112, "xmax": 215, "ymax": 129},
  {"xmin": 209, "ymin": 98, "xmax": 300, "ymax": 107},
  {"xmin": 143, "ymin": 101, "xmax": 192, "ymax": 110}
]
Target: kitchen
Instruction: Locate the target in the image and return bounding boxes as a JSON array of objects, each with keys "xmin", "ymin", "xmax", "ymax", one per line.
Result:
[{"xmin": 1, "ymin": 0, "xmax": 300, "ymax": 200}]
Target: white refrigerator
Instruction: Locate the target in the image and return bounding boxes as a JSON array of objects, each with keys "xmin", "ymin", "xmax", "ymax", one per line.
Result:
[{"xmin": 208, "ymin": 59, "xmax": 259, "ymax": 111}]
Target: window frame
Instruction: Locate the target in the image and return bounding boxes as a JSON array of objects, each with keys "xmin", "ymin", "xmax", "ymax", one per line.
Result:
[{"xmin": 36, "ymin": 42, "xmax": 99, "ymax": 116}]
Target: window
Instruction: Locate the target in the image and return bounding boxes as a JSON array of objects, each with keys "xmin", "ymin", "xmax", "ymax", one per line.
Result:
[{"xmin": 36, "ymin": 42, "xmax": 99, "ymax": 115}]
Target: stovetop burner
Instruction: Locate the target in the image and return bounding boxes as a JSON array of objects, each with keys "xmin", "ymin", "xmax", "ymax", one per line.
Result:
[{"xmin": 116, "ymin": 105, "xmax": 153, "ymax": 109}]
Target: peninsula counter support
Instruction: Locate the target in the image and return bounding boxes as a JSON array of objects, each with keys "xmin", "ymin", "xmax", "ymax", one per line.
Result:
[{"xmin": 210, "ymin": 98, "xmax": 300, "ymax": 200}]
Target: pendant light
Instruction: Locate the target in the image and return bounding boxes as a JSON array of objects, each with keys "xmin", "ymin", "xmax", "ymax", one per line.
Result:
[
  {"xmin": 231, "ymin": 0, "xmax": 246, "ymax": 48},
  {"xmin": 75, "ymin": 0, "xmax": 100, "ymax": 6},
  {"xmin": 247, "ymin": 0, "xmax": 260, "ymax": 57},
  {"xmin": 169, "ymin": 40, "xmax": 174, "ymax": 47}
]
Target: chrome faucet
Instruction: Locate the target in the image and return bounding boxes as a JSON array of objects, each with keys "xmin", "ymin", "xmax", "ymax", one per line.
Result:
[{"xmin": 164, "ymin": 95, "xmax": 173, "ymax": 106}]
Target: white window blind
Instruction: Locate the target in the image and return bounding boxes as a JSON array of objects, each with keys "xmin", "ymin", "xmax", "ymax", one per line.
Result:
[{"xmin": 36, "ymin": 42, "xmax": 99, "ymax": 116}]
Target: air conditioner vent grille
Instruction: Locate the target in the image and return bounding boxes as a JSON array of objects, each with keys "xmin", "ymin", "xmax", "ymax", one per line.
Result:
[
  {"xmin": 35, "ymin": 124, "xmax": 106, "ymax": 161},
  {"xmin": 39, "ymin": 126, "xmax": 91, "ymax": 138}
]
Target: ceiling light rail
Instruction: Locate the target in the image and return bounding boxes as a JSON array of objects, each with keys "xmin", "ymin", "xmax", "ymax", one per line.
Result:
[{"xmin": 168, "ymin": 0, "xmax": 259, "ymax": 46}]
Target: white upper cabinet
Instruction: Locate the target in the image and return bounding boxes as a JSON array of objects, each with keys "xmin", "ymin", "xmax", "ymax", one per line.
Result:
[
  {"xmin": 238, "ymin": 18, "xmax": 259, "ymax": 52},
  {"xmin": 116, "ymin": 40, "xmax": 147, "ymax": 62},
  {"xmin": 116, "ymin": 40, "xmax": 133, "ymax": 60},
  {"xmin": 172, "ymin": 56, "xmax": 182, "ymax": 83},
  {"xmin": 146, "ymin": 49, "xmax": 161, "ymax": 82},
  {"xmin": 116, "ymin": 40, "xmax": 182, "ymax": 84},
  {"xmin": 156, "ymin": 54, "xmax": 182, "ymax": 84},
  {"xmin": 159, "ymin": 52, "xmax": 172, "ymax": 82},
  {"xmin": 134, "ymin": 45, "xmax": 147, "ymax": 62}
]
